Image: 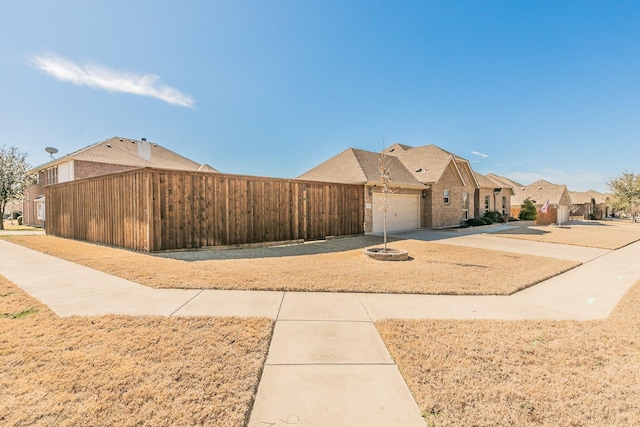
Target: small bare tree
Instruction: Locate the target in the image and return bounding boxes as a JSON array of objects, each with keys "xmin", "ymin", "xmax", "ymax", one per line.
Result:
[
  {"xmin": 378, "ymin": 153, "xmax": 393, "ymax": 252},
  {"xmin": 363, "ymin": 147, "xmax": 409, "ymax": 261},
  {"xmin": 379, "ymin": 153, "xmax": 395, "ymax": 252}
]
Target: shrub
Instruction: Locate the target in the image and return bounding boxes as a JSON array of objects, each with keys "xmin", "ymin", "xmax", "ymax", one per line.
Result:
[
  {"xmin": 483, "ymin": 210, "xmax": 502, "ymax": 223},
  {"xmin": 17, "ymin": 216, "xmax": 23, "ymax": 225},
  {"xmin": 467, "ymin": 218, "xmax": 488, "ymax": 226},
  {"xmin": 518, "ymin": 198, "xmax": 537, "ymax": 220}
]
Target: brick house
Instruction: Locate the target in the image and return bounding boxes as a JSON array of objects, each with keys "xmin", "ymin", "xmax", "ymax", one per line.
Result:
[
  {"xmin": 298, "ymin": 144, "xmax": 483, "ymax": 232},
  {"xmin": 509, "ymin": 179, "xmax": 572, "ymax": 225},
  {"xmin": 586, "ymin": 190, "xmax": 611, "ymax": 219},
  {"xmin": 23, "ymin": 137, "xmax": 218, "ymax": 227},
  {"xmin": 569, "ymin": 190, "xmax": 611, "ymax": 220},
  {"xmin": 569, "ymin": 191, "xmax": 596, "ymax": 220},
  {"xmin": 474, "ymin": 172, "xmax": 514, "ymax": 219}
]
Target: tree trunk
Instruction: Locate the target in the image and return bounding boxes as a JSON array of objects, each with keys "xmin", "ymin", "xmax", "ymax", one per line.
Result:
[
  {"xmin": 383, "ymin": 191, "xmax": 387, "ymax": 251},
  {"xmin": 0, "ymin": 201, "xmax": 5, "ymax": 230}
]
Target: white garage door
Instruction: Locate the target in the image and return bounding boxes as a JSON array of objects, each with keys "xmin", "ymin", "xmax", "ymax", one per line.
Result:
[
  {"xmin": 372, "ymin": 194, "xmax": 420, "ymax": 233},
  {"xmin": 558, "ymin": 205, "xmax": 570, "ymax": 224}
]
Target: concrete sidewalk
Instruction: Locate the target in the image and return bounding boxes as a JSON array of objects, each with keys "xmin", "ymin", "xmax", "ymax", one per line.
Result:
[
  {"xmin": 248, "ymin": 292, "xmax": 425, "ymax": 426},
  {"xmin": 2, "ymin": 235, "xmax": 640, "ymax": 427}
]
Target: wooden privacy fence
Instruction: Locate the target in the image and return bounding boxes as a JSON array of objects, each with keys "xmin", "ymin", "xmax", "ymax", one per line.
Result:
[
  {"xmin": 510, "ymin": 206, "xmax": 558, "ymax": 225},
  {"xmin": 45, "ymin": 168, "xmax": 364, "ymax": 252},
  {"xmin": 534, "ymin": 207, "xmax": 558, "ymax": 225}
]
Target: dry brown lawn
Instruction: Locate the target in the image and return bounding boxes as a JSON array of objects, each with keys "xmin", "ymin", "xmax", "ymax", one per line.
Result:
[
  {"xmin": 491, "ymin": 221, "xmax": 640, "ymax": 249},
  {"xmin": 3, "ymin": 225, "xmax": 638, "ymax": 425},
  {"xmin": 0, "ymin": 275, "xmax": 272, "ymax": 427},
  {"xmin": 1, "ymin": 219, "xmax": 39, "ymax": 231},
  {"xmin": 377, "ymin": 281, "xmax": 640, "ymax": 426},
  {"xmin": 3, "ymin": 235, "xmax": 580, "ymax": 295}
]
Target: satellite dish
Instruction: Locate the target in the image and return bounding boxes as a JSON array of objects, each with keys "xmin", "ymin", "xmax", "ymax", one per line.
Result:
[{"xmin": 45, "ymin": 147, "xmax": 58, "ymax": 159}]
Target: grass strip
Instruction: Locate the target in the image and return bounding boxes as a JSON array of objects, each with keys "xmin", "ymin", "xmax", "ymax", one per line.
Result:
[
  {"xmin": 0, "ymin": 275, "xmax": 273, "ymax": 426},
  {"xmin": 377, "ymin": 280, "xmax": 640, "ymax": 426}
]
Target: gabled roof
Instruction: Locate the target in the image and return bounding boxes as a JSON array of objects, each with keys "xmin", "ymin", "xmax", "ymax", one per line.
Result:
[
  {"xmin": 197, "ymin": 163, "xmax": 218, "ymax": 172},
  {"xmin": 512, "ymin": 179, "xmax": 570, "ymax": 206},
  {"xmin": 486, "ymin": 174, "xmax": 524, "ymax": 194},
  {"xmin": 298, "ymin": 144, "xmax": 479, "ymax": 187},
  {"xmin": 475, "ymin": 171, "xmax": 506, "ymax": 189},
  {"xmin": 569, "ymin": 191, "xmax": 594, "ymax": 205},
  {"xmin": 31, "ymin": 136, "xmax": 219, "ymax": 173},
  {"xmin": 387, "ymin": 144, "xmax": 480, "ymax": 188},
  {"xmin": 381, "ymin": 143, "xmax": 413, "ymax": 155},
  {"xmin": 586, "ymin": 190, "xmax": 609, "ymax": 204},
  {"xmin": 299, "ymin": 144, "xmax": 481, "ymax": 188},
  {"xmin": 297, "ymin": 148, "xmax": 425, "ymax": 188}
]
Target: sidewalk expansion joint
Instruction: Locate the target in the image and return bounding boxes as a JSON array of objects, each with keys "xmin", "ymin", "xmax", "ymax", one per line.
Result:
[
  {"xmin": 356, "ymin": 293, "xmax": 374, "ymax": 321},
  {"xmin": 274, "ymin": 292, "xmax": 286, "ymax": 320},
  {"xmin": 169, "ymin": 289, "xmax": 204, "ymax": 316}
]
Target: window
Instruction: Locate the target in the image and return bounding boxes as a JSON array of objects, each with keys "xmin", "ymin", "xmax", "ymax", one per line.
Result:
[
  {"xmin": 36, "ymin": 201, "xmax": 45, "ymax": 220},
  {"xmin": 444, "ymin": 190, "xmax": 450, "ymax": 204},
  {"xmin": 502, "ymin": 196, "xmax": 507, "ymax": 215},
  {"xmin": 46, "ymin": 167, "xmax": 58, "ymax": 185},
  {"xmin": 484, "ymin": 195, "xmax": 490, "ymax": 213},
  {"xmin": 462, "ymin": 192, "xmax": 469, "ymax": 220}
]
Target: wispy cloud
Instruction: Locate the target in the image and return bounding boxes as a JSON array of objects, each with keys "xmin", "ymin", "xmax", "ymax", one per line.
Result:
[
  {"xmin": 472, "ymin": 151, "xmax": 489, "ymax": 159},
  {"xmin": 30, "ymin": 53, "xmax": 194, "ymax": 108}
]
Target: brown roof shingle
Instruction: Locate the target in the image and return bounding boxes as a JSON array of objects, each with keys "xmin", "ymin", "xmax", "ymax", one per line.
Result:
[
  {"xmin": 512, "ymin": 179, "xmax": 571, "ymax": 206},
  {"xmin": 300, "ymin": 143, "xmax": 480, "ymax": 190},
  {"xmin": 298, "ymin": 148, "xmax": 425, "ymax": 187},
  {"xmin": 586, "ymin": 190, "xmax": 609, "ymax": 204},
  {"xmin": 31, "ymin": 137, "xmax": 219, "ymax": 173},
  {"xmin": 569, "ymin": 191, "xmax": 594, "ymax": 205},
  {"xmin": 474, "ymin": 172, "xmax": 507, "ymax": 189},
  {"xmin": 486, "ymin": 174, "xmax": 524, "ymax": 194}
]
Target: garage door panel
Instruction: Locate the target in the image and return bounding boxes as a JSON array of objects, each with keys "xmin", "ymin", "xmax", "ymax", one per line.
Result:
[
  {"xmin": 372, "ymin": 194, "xmax": 420, "ymax": 233},
  {"xmin": 558, "ymin": 206, "xmax": 569, "ymax": 224}
]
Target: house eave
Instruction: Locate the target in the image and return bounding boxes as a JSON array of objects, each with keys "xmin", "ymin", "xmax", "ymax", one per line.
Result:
[
  {"xmin": 365, "ymin": 181, "xmax": 430, "ymax": 190},
  {"xmin": 29, "ymin": 158, "xmax": 71, "ymax": 174}
]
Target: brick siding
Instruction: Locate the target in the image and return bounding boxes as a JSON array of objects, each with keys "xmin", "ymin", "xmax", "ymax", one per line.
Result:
[
  {"xmin": 429, "ymin": 164, "xmax": 477, "ymax": 228},
  {"xmin": 73, "ymin": 161, "xmax": 137, "ymax": 180}
]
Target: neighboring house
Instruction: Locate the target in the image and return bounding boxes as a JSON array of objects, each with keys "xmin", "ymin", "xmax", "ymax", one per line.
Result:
[
  {"xmin": 474, "ymin": 172, "xmax": 514, "ymax": 219},
  {"xmin": 2, "ymin": 200, "xmax": 22, "ymax": 220},
  {"xmin": 566, "ymin": 190, "xmax": 612, "ymax": 220},
  {"xmin": 298, "ymin": 144, "xmax": 481, "ymax": 232},
  {"xmin": 23, "ymin": 136, "xmax": 218, "ymax": 227},
  {"xmin": 569, "ymin": 191, "xmax": 596, "ymax": 220},
  {"xmin": 586, "ymin": 190, "xmax": 611, "ymax": 218},
  {"xmin": 510, "ymin": 179, "xmax": 572, "ymax": 225}
]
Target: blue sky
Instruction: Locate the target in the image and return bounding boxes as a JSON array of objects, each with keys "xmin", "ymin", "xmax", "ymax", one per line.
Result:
[{"xmin": 1, "ymin": 1, "xmax": 639, "ymax": 193}]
